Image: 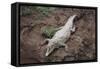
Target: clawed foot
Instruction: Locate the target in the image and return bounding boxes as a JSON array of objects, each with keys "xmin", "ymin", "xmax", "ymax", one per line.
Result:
[{"xmin": 40, "ymin": 39, "xmax": 50, "ymax": 46}]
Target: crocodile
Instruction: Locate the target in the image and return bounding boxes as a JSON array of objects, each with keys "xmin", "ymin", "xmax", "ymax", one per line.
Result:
[{"xmin": 45, "ymin": 15, "xmax": 77, "ymax": 56}]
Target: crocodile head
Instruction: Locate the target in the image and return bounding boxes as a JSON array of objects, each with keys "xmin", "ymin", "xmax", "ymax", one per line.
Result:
[{"xmin": 45, "ymin": 40, "xmax": 57, "ymax": 56}]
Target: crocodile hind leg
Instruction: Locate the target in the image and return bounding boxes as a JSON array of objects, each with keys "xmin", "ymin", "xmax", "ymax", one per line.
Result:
[{"xmin": 71, "ymin": 25, "xmax": 76, "ymax": 33}]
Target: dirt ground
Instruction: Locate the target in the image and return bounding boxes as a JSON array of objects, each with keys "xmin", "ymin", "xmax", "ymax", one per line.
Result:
[{"xmin": 20, "ymin": 7, "xmax": 96, "ymax": 64}]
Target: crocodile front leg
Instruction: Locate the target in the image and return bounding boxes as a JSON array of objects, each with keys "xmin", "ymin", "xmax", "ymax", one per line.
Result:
[
  {"xmin": 41, "ymin": 39, "xmax": 50, "ymax": 46},
  {"xmin": 57, "ymin": 42, "xmax": 68, "ymax": 52}
]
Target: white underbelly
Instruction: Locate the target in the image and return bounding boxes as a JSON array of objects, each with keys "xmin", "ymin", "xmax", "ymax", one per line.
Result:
[{"xmin": 52, "ymin": 29, "xmax": 71, "ymax": 42}]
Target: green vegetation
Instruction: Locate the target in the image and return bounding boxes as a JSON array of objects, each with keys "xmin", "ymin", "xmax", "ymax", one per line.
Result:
[
  {"xmin": 20, "ymin": 6, "xmax": 55, "ymax": 17},
  {"xmin": 20, "ymin": 6, "xmax": 35, "ymax": 16},
  {"xmin": 41, "ymin": 26, "xmax": 60, "ymax": 38}
]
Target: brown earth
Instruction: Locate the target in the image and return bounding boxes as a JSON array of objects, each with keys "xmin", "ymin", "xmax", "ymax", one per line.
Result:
[{"xmin": 20, "ymin": 8, "xmax": 96, "ymax": 64}]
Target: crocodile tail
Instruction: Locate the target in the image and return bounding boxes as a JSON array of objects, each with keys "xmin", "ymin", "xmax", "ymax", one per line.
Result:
[
  {"xmin": 65, "ymin": 15, "xmax": 77, "ymax": 26},
  {"xmin": 68, "ymin": 15, "xmax": 77, "ymax": 23}
]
